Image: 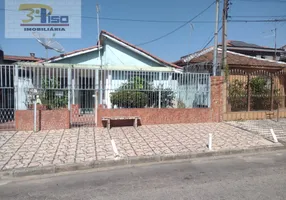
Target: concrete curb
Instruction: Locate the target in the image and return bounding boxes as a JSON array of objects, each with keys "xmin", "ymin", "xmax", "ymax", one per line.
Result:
[{"xmin": 0, "ymin": 145, "xmax": 285, "ymax": 179}]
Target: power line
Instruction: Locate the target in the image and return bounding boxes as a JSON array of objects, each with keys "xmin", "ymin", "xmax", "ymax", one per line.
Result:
[
  {"xmin": 233, "ymin": 0, "xmax": 286, "ymax": 2},
  {"xmin": 185, "ymin": 26, "xmax": 223, "ymax": 66},
  {"xmin": 134, "ymin": 0, "xmax": 217, "ymax": 46},
  {"xmin": 1, "ymin": 8, "xmax": 286, "ymax": 24},
  {"xmin": 100, "ymin": 17, "xmax": 212, "ymax": 24},
  {"xmin": 231, "ymin": 15, "xmax": 286, "ymax": 18},
  {"xmin": 0, "ymin": 8, "xmax": 214, "ymax": 23},
  {"xmin": 229, "ymin": 19, "xmax": 286, "ymax": 22}
]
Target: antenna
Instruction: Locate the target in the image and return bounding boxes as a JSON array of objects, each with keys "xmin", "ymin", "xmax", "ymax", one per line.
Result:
[
  {"xmin": 262, "ymin": 24, "xmax": 278, "ymax": 61},
  {"xmin": 273, "ymin": 23, "xmax": 277, "ymax": 61},
  {"xmin": 32, "ymin": 32, "xmax": 65, "ymax": 59}
]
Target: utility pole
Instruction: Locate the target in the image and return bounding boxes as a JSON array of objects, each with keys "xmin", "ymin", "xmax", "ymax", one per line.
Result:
[
  {"xmin": 96, "ymin": 4, "xmax": 102, "ymax": 67},
  {"xmin": 213, "ymin": 0, "xmax": 220, "ymax": 76},
  {"xmin": 96, "ymin": 4, "xmax": 103, "ymax": 104},
  {"xmin": 221, "ymin": 0, "xmax": 229, "ymax": 73}
]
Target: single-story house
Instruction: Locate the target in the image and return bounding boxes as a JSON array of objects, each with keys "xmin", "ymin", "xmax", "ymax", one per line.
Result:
[
  {"xmin": 36, "ymin": 30, "xmax": 183, "ymax": 110},
  {"xmin": 3, "ymin": 31, "xmax": 196, "ymax": 116}
]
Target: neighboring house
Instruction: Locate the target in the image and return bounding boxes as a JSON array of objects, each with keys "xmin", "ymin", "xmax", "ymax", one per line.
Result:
[
  {"xmin": 280, "ymin": 45, "xmax": 286, "ymax": 62},
  {"xmin": 0, "ymin": 50, "xmax": 41, "ymax": 64},
  {"xmin": 218, "ymin": 40, "xmax": 285, "ymax": 61},
  {"xmin": 46, "ymin": 30, "xmax": 180, "ymax": 69},
  {"xmin": 174, "ymin": 46, "xmax": 286, "ymax": 119},
  {"xmin": 174, "ymin": 46, "xmax": 286, "ymax": 74}
]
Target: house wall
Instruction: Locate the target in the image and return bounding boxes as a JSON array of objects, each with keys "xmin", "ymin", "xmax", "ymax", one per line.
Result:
[{"xmin": 103, "ymin": 39, "xmax": 165, "ymax": 67}]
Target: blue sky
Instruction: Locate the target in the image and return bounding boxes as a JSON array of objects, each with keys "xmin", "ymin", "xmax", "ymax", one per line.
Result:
[{"xmin": 0, "ymin": 0, "xmax": 285, "ymax": 62}]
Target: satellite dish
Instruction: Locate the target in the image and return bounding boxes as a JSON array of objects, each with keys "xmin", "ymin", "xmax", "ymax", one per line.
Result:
[{"xmin": 32, "ymin": 32, "xmax": 65, "ymax": 59}]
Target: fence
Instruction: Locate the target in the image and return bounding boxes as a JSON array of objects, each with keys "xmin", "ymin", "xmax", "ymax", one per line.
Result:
[
  {"xmin": 0, "ymin": 64, "xmax": 212, "ymax": 130},
  {"xmin": 102, "ymin": 70, "xmax": 210, "ymax": 109},
  {"xmin": 224, "ymin": 69, "xmax": 286, "ymax": 121}
]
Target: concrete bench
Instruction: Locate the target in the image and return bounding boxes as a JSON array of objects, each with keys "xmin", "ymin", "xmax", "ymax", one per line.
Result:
[{"xmin": 102, "ymin": 116, "xmax": 141, "ymax": 130}]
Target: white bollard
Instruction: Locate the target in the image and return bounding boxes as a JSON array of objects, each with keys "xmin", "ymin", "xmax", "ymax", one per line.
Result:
[
  {"xmin": 111, "ymin": 139, "xmax": 119, "ymax": 158},
  {"xmin": 208, "ymin": 133, "xmax": 213, "ymax": 150},
  {"xmin": 270, "ymin": 129, "xmax": 278, "ymax": 143}
]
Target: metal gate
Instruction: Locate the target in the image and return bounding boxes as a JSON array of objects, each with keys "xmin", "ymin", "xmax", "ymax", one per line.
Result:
[
  {"xmin": 0, "ymin": 65, "xmax": 15, "ymax": 130},
  {"xmin": 0, "ymin": 64, "xmax": 99, "ymax": 130},
  {"xmin": 224, "ymin": 68, "xmax": 286, "ymax": 121},
  {"xmin": 70, "ymin": 68, "xmax": 98, "ymax": 127}
]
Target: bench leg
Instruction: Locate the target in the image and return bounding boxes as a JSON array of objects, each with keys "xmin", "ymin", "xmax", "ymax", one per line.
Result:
[
  {"xmin": 107, "ymin": 119, "xmax": 111, "ymax": 130},
  {"xmin": 134, "ymin": 118, "xmax": 138, "ymax": 128}
]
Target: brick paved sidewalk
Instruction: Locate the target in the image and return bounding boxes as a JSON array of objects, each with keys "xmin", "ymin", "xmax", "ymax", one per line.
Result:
[
  {"xmin": 228, "ymin": 119, "xmax": 286, "ymax": 142},
  {"xmin": 0, "ymin": 123, "xmax": 276, "ymax": 171}
]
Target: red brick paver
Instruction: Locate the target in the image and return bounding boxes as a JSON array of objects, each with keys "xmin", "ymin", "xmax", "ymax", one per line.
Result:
[{"xmin": 0, "ymin": 123, "xmax": 276, "ymax": 171}]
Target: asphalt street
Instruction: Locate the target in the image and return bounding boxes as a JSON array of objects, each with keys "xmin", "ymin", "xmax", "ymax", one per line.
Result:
[{"xmin": 1, "ymin": 151, "xmax": 286, "ymax": 200}]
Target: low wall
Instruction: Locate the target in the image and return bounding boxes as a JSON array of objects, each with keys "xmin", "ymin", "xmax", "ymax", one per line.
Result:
[
  {"xmin": 15, "ymin": 110, "xmax": 40, "ymax": 131},
  {"xmin": 15, "ymin": 109, "xmax": 70, "ymax": 131},
  {"xmin": 97, "ymin": 76, "xmax": 224, "ymax": 127},
  {"xmin": 15, "ymin": 76, "xmax": 224, "ymax": 130},
  {"xmin": 97, "ymin": 108, "xmax": 216, "ymax": 127},
  {"xmin": 40, "ymin": 109, "xmax": 70, "ymax": 130}
]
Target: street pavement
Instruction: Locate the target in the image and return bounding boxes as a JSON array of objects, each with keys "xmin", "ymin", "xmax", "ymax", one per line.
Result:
[
  {"xmin": 1, "ymin": 150, "xmax": 286, "ymax": 199},
  {"xmin": 0, "ymin": 123, "xmax": 275, "ymax": 171}
]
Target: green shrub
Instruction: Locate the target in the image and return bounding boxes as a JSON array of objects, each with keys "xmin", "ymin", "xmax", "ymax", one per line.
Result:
[
  {"xmin": 110, "ymin": 90, "xmax": 148, "ymax": 108},
  {"xmin": 111, "ymin": 76, "xmax": 175, "ymax": 108},
  {"xmin": 40, "ymin": 78, "xmax": 68, "ymax": 110}
]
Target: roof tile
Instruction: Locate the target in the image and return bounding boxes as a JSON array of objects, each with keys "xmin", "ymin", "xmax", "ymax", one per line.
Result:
[{"xmin": 4, "ymin": 55, "xmax": 41, "ymax": 62}]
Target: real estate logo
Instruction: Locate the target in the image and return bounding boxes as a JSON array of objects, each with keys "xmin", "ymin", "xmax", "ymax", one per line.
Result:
[
  {"xmin": 19, "ymin": 4, "xmax": 69, "ymax": 25},
  {"xmin": 5, "ymin": 0, "xmax": 81, "ymax": 38}
]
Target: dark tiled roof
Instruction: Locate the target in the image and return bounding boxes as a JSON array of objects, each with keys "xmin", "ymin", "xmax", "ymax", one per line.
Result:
[
  {"xmin": 190, "ymin": 50, "xmax": 286, "ymax": 68},
  {"xmin": 44, "ymin": 45, "xmax": 99, "ymax": 63},
  {"xmin": 4, "ymin": 55, "xmax": 41, "ymax": 62},
  {"xmin": 228, "ymin": 40, "xmax": 263, "ymax": 48}
]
